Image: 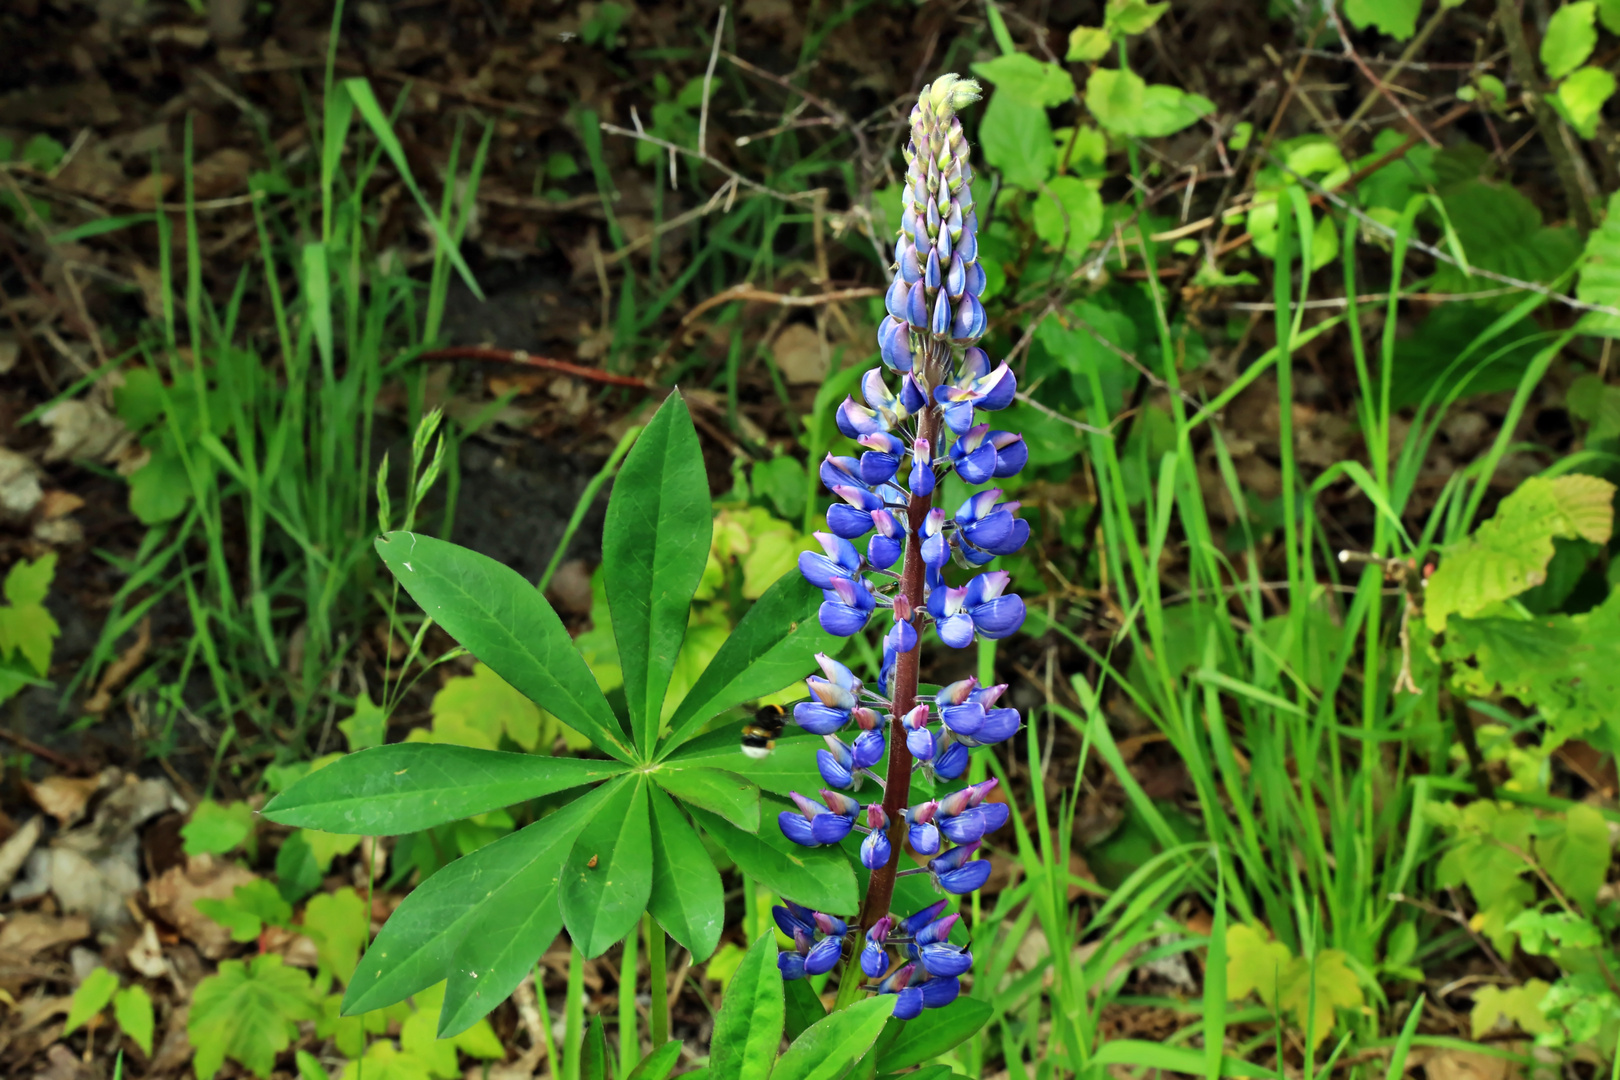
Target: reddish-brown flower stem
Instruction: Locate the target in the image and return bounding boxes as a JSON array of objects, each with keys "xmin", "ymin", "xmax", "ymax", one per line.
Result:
[{"xmin": 857, "ymin": 402, "xmax": 940, "ymax": 936}]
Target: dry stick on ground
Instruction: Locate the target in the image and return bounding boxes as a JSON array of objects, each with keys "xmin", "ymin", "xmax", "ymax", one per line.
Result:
[
  {"xmin": 413, "ymin": 346, "xmax": 657, "ymax": 389},
  {"xmin": 1495, "ymin": 0, "xmax": 1597, "ymax": 233},
  {"xmin": 1326, "ymin": 3, "xmax": 1440, "ymax": 147}
]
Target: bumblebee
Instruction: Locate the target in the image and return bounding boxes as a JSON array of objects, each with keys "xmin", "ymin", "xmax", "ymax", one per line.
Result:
[{"xmin": 740, "ymin": 703, "xmax": 787, "ymax": 759}]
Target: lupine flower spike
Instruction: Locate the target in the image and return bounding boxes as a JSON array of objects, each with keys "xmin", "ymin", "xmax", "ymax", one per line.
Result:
[{"xmin": 773, "ymin": 72, "xmax": 1025, "ymax": 1018}]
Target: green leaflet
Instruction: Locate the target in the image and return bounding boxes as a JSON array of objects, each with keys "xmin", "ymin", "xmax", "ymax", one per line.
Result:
[
  {"xmin": 375, "ymin": 532, "xmax": 634, "ymax": 761},
  {"xmin": 660, "ymin": 571, "xmax": 833, "ymax": 756},
  {"xmin": 708, "ymin": 932, "xmax": 785, "ymax": 1080},
  {"xmin": 262, "ymin": 745, "xmax": 627, "ymax": 835},
  {"xmin": 690, "ymin": 801, "xmax": 859, "ymax": 914},
  {"xmin": 665, "ymin": 728, "xmax": 824, "ymax": 799},
  {"xmin": 771, "ymin": 996, "xmax": 896, "ymax": 1080},
  {"xmin": 343, "ymin": 785, "xmax": 609, "ymax": 1027},
  {"xmin": 874, "ymin": 997, "xmax": 993, "ymax": 1073},
  {"xmin": 652, "ymin": 766, "xmax": 760, "ymax": 832},
  {"xmin": 647, "ymin": 785, "xmax": 725, "ymax": 961},
  {"xmin": 560, "ymin": 776, "xmax": 654, "ymax": 958},
  {"xmin": 626, "ymin": 1040, "xmax": 684, "ymax": 1080},
  {"xmin": 602, "ymin": 392, "xmax": 713, "ymax": 755}
]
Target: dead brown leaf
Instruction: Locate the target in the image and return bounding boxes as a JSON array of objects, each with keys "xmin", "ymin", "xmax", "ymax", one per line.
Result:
[
  {"xmin": 145, "ymin": 854, "xmax": 259, "ymax": 959},
  {"xmin": 25, "ymin": 776, "xmax": 102, "ymax": 827},
  {"xmin": 771, "ymin": 322, "xmax": 827, "ymax": 385},
  {"xmin": 0, "ymin": 912, "xmax": 91, "ymax": 962},
  {"xmin": 126, "ymin": 920, "xmax": 168, "ymax": 979},
  {"xmin": 85, "ymin": 617, "xmax": 152, "ymax": 714},
  {"xmin": 37, "ymin": 491, "xmax": 84, "ymax": 521},
  {"xmin": 0, "ymin": 447, "xmax": 44, "ymax": 519},
  {"xmin": 1419, "ymin": 1048, "xmax": 1520, "ymax": 1080},
  {"xmin": 0, "ymin": 815, "xmax": 44, "ymax": 894},
  {"xmin": 191, "ymin": 148, "xmax": 252, "ymax": 198}
]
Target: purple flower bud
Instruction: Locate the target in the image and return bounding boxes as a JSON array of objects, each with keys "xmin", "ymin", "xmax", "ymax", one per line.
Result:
[
  {"xmin": 813, "ymin": 911, "xmax": 848, "ymax": 937},
  {"xmin": 873, "ymin": 961, "xmax": 915, "ymax": 996},
  {"xmin": 951, "ymin": 294, "xmax": 986, "ymax": 343},
  {"xmin": 930, "ymin": 289, "xmax": 953, "ymax": 338},
  {"xmin": 878, "ymin": 316, "xmax": 913, "ymax": 373},
  {"xmin": 900, "ymin": 374, "xmax": 927, "ymax": 414},
  {"xmin": 905, "ymin": 280, "xmax": 929, "ymax": 330},
  {"xmin": 895, "ymin": 237, "xmax": 922, "ymax": 284},
  {"xmin": 925, "ymin": 247, "xmax": 941, "ymax": 291},
  {"xmin": 945, "ymin": 252, "xmax": 967, "ymax": 300}
]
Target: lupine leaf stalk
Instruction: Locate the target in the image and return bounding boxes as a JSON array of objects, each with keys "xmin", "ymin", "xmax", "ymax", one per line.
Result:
[{"xmin": 775, "ymin": 74, "xmax": 1030, "ymax": 1019}]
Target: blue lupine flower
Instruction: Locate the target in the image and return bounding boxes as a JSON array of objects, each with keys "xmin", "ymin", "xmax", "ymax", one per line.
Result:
[
  {"xmin": 852, "ymin": 713, "xmax": 886, "ymax": 768},
  {"xmin": 928, "ymin": 570, "xmax": 1026, "ymax": 648},
  {"xmin": 919, "ymin": 975, "xmax": 961, "ymax": 1008},
  {"xmin": 819, "ymin": 575, "xmax": 876, "ymax": 636},
  {"xmin": 909, "ymin": 436, "xmax": 936, "ymax": 497},
  {"xmin": 874, "ymin": 963, "xmax": 920, "ymax": 1017},
  {"xmin": 868, "ymin": 509, "xmax": 903, "ymax": 570},
  {"xmin": 885, "ymin": 615, "xmax": 918, "ymax": 657},
  {"xmin": 930, "ymin": 840, "xmax": 993, "ymax": 894},
  {"xmin": 837, "ymin": 397, "xmax": 887, "ymax": 440},
  {"xmin": 918, "ymin": 941, "xmax": 973, "ymax": 977},
  {"xmin": 893, "ymin": 986, "xmax": 924, "ymax": 1020},
  {"xmin": 862, "ymin": 368, "xmax": 912, "ymax": 429},
  {"xmin": 956, "ymin": 490, "xmax": 1030, "ymax": 557},
  {"xmin": 932, "ymin": 734, "xmax": 970, "ymax": 779},
  {"xmin": 946, "ymin": 684, "xmax": 1022, "ymax": 746},
  {"xmin": 920, "ymin": 508, "xmax": 949, "ymax": 569},
  {"xmin": 907, "ymin": 801, "xmax": 941, "ymax": 855},
  {"xmin": 778, "ymin": 952, "xmax": 807, "ymax": 980},
  {"xmin": 948, "ymin": 424, "xmax": 999, "ymax": 484},
  {"xmin": 937, "ymin": 349, "xmax": 1016, "ymax": 434},
  {"xmin": 794, "ymin": 654, "xmax": 861, "ymax": 733},
  {"xmin": 818, "ymin": 737, "xmax": 856, "ymax": 789},
  {"xmin": 860, "ymin": 804, "xmax": 892, "ymax": 870},
  {"xmin": 813, "ymin": 911, "xmax": 848, "ymax": 937},
  {"xmin": 858, "ymin": 431, "xmax": 906, "ymax": 485},
  {"xmin": 862, "ymin": 916, "xmax": 894, "ymax": 977},
  {"xmin": 904, "ymin": 901, "xmax": 950, "ymax": 936},
  {"xmin": 799, "ymin": 531, "xmax": 863, "ymax": 589},
  {"xmin": 820, "ymin": 454, "xmax": 865, "ymax": 491},
  {"xmin": 988, "ymin": 430, "xmax": 1028, "ymax": 477},
  {"xmin": 779, "ymin": 791, "xmax": 857, "ymax": 846},
  {"xmin": 827, "ymin": 485, "xmax": 883, "ymax": 539},
  {"xmin": 902, "ymin": 703, "xmax": 933, "ymax": 761},
  {"xmin": 774, "ymin": 901, "xmax": 818, "ymax": 939},
  {"xmin": 804, "ymin": 935, "xmax": 842, "ymax": 976}
]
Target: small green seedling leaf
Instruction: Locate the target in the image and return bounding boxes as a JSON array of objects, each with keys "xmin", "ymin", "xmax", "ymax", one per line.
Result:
[
  {"xmin": 1543, "ymin": 2, "xmax": 1598, "ymax": 79},
  {"xmin": 113, "ymin": 984, "xmax": 155, "ymax": 1056},
  {"xmin": 189, "ymin": 954, "xmax": 320, "ymax": 1080},
  {"xmin": 64, "ymin": 967, "xmax": 120, "ymax": 1035},
  {"xmin": 182, "ymin": 800, "xmax": 255, "ymax": 857}
]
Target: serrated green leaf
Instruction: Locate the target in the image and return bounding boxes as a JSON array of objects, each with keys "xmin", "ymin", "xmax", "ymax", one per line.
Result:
[
  {"xmin": 1224, "ymin": 924, "xmax": 1294, "ymax": 1004},
  {"xmin": 190, "ymin": 954, "xmax": 320, "ymax": 1080},
  {"xmin": 1471, "ymin": 981, "xmax": 1553, "ymax": 1038},
  {"xmin": 560, "ymin": 776, "xmax": 654, "ymax": 957},
  {"xmin": 1032, "ymin": 175, "xmax": 1104, "ymax": 255},
  {"xmin": 1553, "ymin": 65, "xmax": 1616, "ymax": 138},
  {"xmin": 646, "ymin": 785, "xmax": 724, "ymax": 961},
  {"xmin": 771, "ymin": 996, "xmax": 895, "ymax": 1080},
  {"xmin": 338, "ymin": 695, "xmax": 388, "ymax": 750},
  {"xmin": 183, "ymin": 800, "xmax": 255, "ymax": 857},
  {"xmin": 660, "ymin": 571, "xmax": 833, "ymax": 755},
  {"xmin": 876, "ymin": 997, "xmax": 993, "ymax": 1072},
  {"xmin": 1538, "ymin": 803, "xmax": 1611, "ymax": 911},
  {"xmin": 196, "ymin": 879, "xmax": 293, "ymax": 944},
  {"xmin": 1578, "ymin": 191, "xmax": 1620, "ymax": 336},
  {"xmin": 64, "ymin": 967, "xmax": 119, "ymax": 1035},
  {"xmin": 3, "ymin": 552, "xmax": 54, "ymax": 607},
  {"xmin": 375, "ymin": 532, "xmax": 633, "ymax": 762},
  {"xmin": 708, "ymin": 931, "xmax": 785, "ymax": 1080},
  {"xmin": 1601, "ymin": 0, "xmax": 1620, "ymax": 31},
  {"xmin": 603, "ymin": 392, "xmax": 713, "ymax": 754},
  {"xmin": 653, "ymin": 766, "xmax": 759, "ymax": 832},
  {"xmin": 113, "ymin": 983, "xmax": 154, "ymax": 1056},
  {"xmin": 304, "ymin": 888, "xmax": 368, "ymax": 986},
  {"xmin": 343, "ymin": 787, "xmax": 606, "ymax": 1029},
  {"xmin": 1105, "ymin": 0, "xmax": 1168, "ymax": 35},
  {"xmin": 1543, "ymin": 2, "xmax": 1598, "ymax": 79},
  {"xmin": 1343, "ymin": 0, "xmax": 1421, "ymax": 38},
  {"xmin": 978, "ymin": 93, "xmax": 1054, "ymax": 189},
  {"xmin": 263, "ymin": 743, "xmax": 625, "ymax": 835},
  {"xmin": 1087, "ymin": 68, "xmax": 1213, "ymax": 137},
  {"xmin": 970, "ymin": 53, "xmax": 1075, "ymax": 107},
  {"xmin": 421, "ymin": 663, "xmax": 543, "ymax": 751},
  {"xmin": 1066, "ymin": 26, "xmax": 1112, "ymax": 61},
  {"xmin": 690, "ymin": 800, "xmax": 858, "ymax": 914},
  {"xmin": 1426, "ymin": 474, "xmax": 1616, "ymax": 631}
]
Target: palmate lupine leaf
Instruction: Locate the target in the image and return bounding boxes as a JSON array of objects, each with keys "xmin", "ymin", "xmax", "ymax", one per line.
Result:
[
  {"xmin": 708, "ymin": 932, "xmax": 786, "ymax": 1080},
  {"xmin": 647, "ymin": 784, "xmax": 726, "ymax": 961}
]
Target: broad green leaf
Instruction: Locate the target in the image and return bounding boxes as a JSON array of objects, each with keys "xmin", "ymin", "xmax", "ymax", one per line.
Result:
[
  {"xmin": 196, "ymin": 879, "xmax": 294, "ymax": 943},
  {"xmin": 114, "ymin": 984, "xmax": 155, "ymax": 1056},
  {"xmin": 1537, "ymin": 803, "xmax": 1610, "ymax": 910},
  {"xmin": 1554, "ymin": 65, "xmax": 1617, "ymax": 138},
  {"xmin": 691, "ymin": 801, "xmax": 858, "ymax": 914},
  {"xmin": 646, "ymin": 786, "xmax": 725, "ymax": 961},
  {"xmin": 1425, "ymin": 474, "xmax": 1617, "ymax": 631},
  {"xmin": 876, "ymin": 997, "xmax": 993, "ymax": 1072},
  {"xmin": 343, "ymin": 788, "xmax": 607, "ymax": 1028},
  {"xmin": 183, "ymin": 800, "xmax": 255, "ymax": 856},
  {"xmin": 1344, "ymin": 0, "xmax": 1421, "ymax": 38},
  {"xmin": 1430, "ymin": 179, "xmax": 1580, "ymax": 296},
  {"xmin": 375, "ymin": 532, "xmax": 633, "ymax": 761},
  {"xmin": 970, "ymin": 53, "xmax": 1075, "ymax": 107},
  {"xmin": 661, "ymin": 572, "xmax": 833, "ymax": 754},
  {"xmin": 978, "ymin": 92, "xmax": 1054, "ymax": 189},
  {"xmin": 1577, "ymin": 191, "xmax": 1620, "ymax": 336},
  {"xmin": 1224, "ymin": 924, "xmax": 1293, "ymax": 1003},
  {"xmin": 628, "ymin": 1041, "xmax": 683, "ymax": 1080},
  {"xmin": 1066, "ymin": 26, "xmax": 1112, "ymax": 61},
  {"xmin": 64, "ymin": 967, "xmax": 119, "ymax": 1034},
  {"xmin": 603, "ymin": 392, "xmax": 713, "ymax": 754},
  {"xmin": 1277, "ymin": 949, "xmax": 1362, "ymax": 1049},
  {"xmin": 653, "ymin": 766, "xmax": 760, "ymax": 832},
  {"xmin": 666, "ymin": 728, "xmax": 823, "ymax": 799},
  {"xmin": 1602, "ymin": 0, "xmax": 1620, "ymax": 32},
  {"xmin": 708, "ymin": 931, "xmax": 785, "ymax": 1080},
  {"xmin": 1542, "ymin": 2, "xmax": 1598, "ymax": 79},
  {"xmin": 783, "ymin": 978, "xmax": 827, "ymax": 1043},
  {"xmin": 583, "ymin": 1014, "xmax": 610, "ymax": 1080},
  {"xmin": 560, "ymin": 776, "xmax": 654, "ymax": 957},
  {"xmin": 1032, "ymin": 176, "xmax": 1104, "ymax": 255},
  {"xmin": 190, "ymin": 955, "xmax": 320, "ymax": 1080},
  {"xmin": 263, "ymin": 744, "xmax": 625, "ymax": 835},
  {"xmin": 771, "ymin": 996, "xmax": 895, "ymax": 1080},
  {"xmin": 1087, "ymin": 68, "xmax": 1213, "ymax": 137},
  {"xmin": 1106, "ymin": 0, "xmax": 1168, "ymax": 35}
]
